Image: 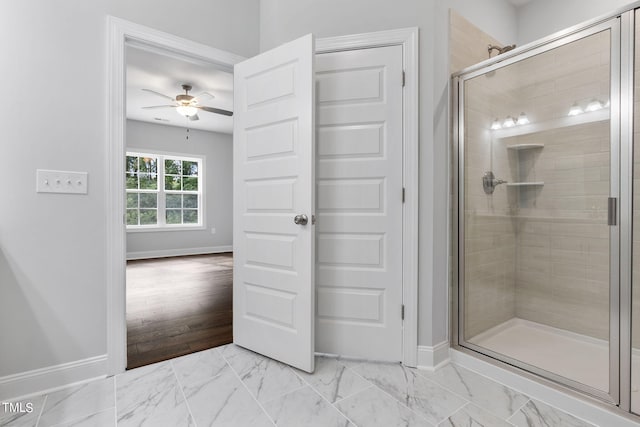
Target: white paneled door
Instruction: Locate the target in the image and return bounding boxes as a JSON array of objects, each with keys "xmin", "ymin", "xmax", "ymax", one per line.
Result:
[
  {"xmin": 233, "ymin": 34, "xmax": 316, "ymax": 373},
  {"xmin": 315, "ymin": 45, "xmax": 404, "ymax": 361}
]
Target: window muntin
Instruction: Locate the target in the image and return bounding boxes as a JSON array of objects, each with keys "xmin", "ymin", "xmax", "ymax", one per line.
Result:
[{"xmin": 126, "ymin": 152, "xmax": 203, "ymax": 229}]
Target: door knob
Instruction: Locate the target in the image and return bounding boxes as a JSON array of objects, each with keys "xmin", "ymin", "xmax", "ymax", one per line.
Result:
[{"xmin": 294, "ymin": 214, "xmax": 308, "ymax": 225}]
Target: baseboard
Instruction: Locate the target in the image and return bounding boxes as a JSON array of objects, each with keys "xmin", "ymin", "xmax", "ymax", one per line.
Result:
[
  {"xmin": 0, "ymin": 355, "xmax": 108, "ymax": 401},
  {"xmin": 416, "ymin": 341, "xmax": 450, "ymax": 371},
  {"xmin": 126, "ymin": 245, "xmax": 232, "ymax": 260}
]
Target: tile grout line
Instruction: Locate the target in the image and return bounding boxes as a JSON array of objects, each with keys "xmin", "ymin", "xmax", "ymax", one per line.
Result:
[
  {"xmin": 513, "ymin": 398, "xmax": 598, "ymax": 427},
  {"xmin": 284, "ymin": 363, "xmax": 361, "ymax": 426},
  {"xmin": 221, "ymin": 347, "xmax": 309, "ymax": 404},
  {"xmin": 114, "ymin": 372, "xmax": 119, "ymax": 426},
  {"xmin": 261, "ymin": 383, "xmax": 310, "ymax": 405},
  {"xmin": 507, "ymin": 398, "xmax": 532, "ymax": 423},
  {"xmin": 438, "ymin": 361, "xmax": 594, "ymax": 426},
  {"xmin": 34, "ymin": 394, "xmax": 47, "ymax": 427},
  {"xmin": 412, "ymin": 365, "xmax": 518, "ymax": 423},
  {"xmin": 437, "ymin": 403, "xmax": 469, "ymax": 426},
  {"xmin": 312, "ymin": 360, "xmax": 377, "ymax": 404},
  {"xmin": 337, "ymin": 361, "xmax": 442, "ymax": 426},
  {"xmin": 217, "ymin": 346, "xmax": 277, "ymax": 427},
  {"xmin": 169, "ymin": 360, "xmax": 198, "ymax": 427},
  {"xmin": 47, "ymin": 408, "xmax": 116, "ymax": 427}
]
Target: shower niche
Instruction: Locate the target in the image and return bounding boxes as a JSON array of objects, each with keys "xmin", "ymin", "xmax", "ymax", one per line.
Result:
[{"xmin": 453, "ymin": 10, "xmax": 640, "ymax": 413}]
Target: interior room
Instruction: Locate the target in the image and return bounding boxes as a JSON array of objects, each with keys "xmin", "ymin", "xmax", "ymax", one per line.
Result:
[
  {"xmin": 3, "ymin": 1, "xmax": 640, "ymax": 426},
  {"xmin": 124, "ymin": 45, "xmax": 234, "ymax": 369}
]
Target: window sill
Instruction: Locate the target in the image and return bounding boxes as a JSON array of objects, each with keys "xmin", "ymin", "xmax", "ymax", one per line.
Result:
[{"xmin": 126, "ymin": 225, "xmax": 206, "ymax": 233}]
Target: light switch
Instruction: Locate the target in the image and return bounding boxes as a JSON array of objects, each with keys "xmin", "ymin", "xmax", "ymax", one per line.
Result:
[{"xmin": 37, "ymin": 169, "xmax": 88, "ymax": 194}]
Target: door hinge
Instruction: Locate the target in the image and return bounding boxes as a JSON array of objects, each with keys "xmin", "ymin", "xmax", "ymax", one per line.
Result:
[
  {"xmin": 402, "ymin": 187, "xmax": 406, "ymax": 203},
  {"xmin": 401, "ymin": 304, "xmax": 405, "ymax": 320},
  {"xmin": 402, "ymin": 70, "xmax": 406, "ymax": 87}
]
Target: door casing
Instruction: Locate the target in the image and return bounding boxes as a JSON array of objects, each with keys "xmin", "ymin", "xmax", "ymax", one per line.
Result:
[{"xmin": 107, "ymin": 18, "xmax": 419, "ymax": 374}]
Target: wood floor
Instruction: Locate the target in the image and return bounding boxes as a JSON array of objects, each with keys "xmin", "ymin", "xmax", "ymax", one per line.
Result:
[{"xmin": 126, "ymin": 253, "xmax": 233, "ymax": 369}]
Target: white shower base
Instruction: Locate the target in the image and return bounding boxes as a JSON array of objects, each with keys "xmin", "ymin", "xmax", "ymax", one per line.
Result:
[{"xmin": 467, "ymin": 318, "xmax": 640, "ymax": 408}]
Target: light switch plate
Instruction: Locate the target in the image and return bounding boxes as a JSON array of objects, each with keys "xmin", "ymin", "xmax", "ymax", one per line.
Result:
[{"xmin": 36, "ymin": 169, "xmax": 88, "ymax": 194}]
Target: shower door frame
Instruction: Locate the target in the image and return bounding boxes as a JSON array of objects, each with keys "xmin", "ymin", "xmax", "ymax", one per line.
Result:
[{"xmin": 452, "ymin": 14, "xmax": 631, "ymax": 407}]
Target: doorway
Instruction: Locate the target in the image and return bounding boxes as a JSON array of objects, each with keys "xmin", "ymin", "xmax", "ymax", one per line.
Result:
[
  {"xmin": 123, "ymin": 41, "xmax": 236, "ymax": 369},
  {"xmin": 108, "ymin": 19, "xmax": 419, "ymax": 375}
]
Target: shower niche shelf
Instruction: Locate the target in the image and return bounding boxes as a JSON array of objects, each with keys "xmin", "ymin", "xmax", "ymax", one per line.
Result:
[
  {"xmin": 506, "ymin": 143, "xmax": 544, "ymax": 150},
  {"xmin": 506, "ymin": 182, "xmax": 544, "ymax": 187}
]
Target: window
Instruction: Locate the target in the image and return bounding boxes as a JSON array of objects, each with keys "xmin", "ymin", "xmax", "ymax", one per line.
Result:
[{"xmin": 126, "ymin": 151, "xmax": 203, "ymax": 229}]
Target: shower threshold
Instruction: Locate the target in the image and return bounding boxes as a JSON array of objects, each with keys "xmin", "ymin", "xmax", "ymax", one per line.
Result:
[{"xmin": 467, "ymin": 318, "xmax": 640, "ymax": 407}]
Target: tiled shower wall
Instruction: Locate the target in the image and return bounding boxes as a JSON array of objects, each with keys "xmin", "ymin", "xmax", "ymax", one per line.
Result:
[
  {"xmin": 506, "ymin": 31, "xmax": 611, "ymax": 340},
  {"xmin": 450, "ymin": 11, "xmax": 519, "ymax": 339},
  {"xmin": 459, "ymin": 25, "xmax": 613, "ymax": 341}
]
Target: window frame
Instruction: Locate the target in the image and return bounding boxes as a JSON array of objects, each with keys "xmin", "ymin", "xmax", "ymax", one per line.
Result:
[{"xmin": 126, "ymin": 149, "xmax": 205, "ymax": 232}]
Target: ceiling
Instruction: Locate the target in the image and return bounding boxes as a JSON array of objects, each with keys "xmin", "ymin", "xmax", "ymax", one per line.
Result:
[{"xmin": 126, "ymin": 45, "xmax": 234, "ymax": 134}]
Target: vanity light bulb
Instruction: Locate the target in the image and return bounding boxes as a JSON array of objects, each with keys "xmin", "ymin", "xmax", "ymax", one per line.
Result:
[
  {"xmin": 490, "ymin": 119, "xmax": 502, "ymax": 130},
  {"xmin": 585, "ymin": 99, "xmax": 603, "ymax": 112},
  {"xmin": 516, "ymin": 112, "xmax": 529, "ymax": 125},
  {"xmin": 568, "ymin": 102, "xmax": 583, "ymax": 116},
  {"xmin": 503, "ymin": 116, "xmax": 516, "ymax": 128}
]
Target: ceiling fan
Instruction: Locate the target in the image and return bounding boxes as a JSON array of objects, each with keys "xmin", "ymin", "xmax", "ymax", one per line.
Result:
[{"xmin": 141, "ymin": 84, "xmax": 233, "ymax": 121}]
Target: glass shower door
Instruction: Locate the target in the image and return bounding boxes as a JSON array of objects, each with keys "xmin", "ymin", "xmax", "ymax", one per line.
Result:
[{"xmin": 456, "ymin": 20, "xmax": 619, "ymax": 403}]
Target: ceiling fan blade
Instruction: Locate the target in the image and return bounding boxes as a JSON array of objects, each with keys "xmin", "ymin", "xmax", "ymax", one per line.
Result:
[
  {"xmin": 141, "ymin": 88, "xmax": 175, "ymax": 101},
  {"xmin": 198, "ymin": 106, "xmax": 233, "ymax": 116},
  {"xmin": 189, "ymin": 114, "xmax": 200, "ymax": 121},
  {"xmin": 142, "ymin": 105, "xmax": 177, "ymax": 109},
  {"xmin": 192, "ymin": 92, "xmax": 215, "ymax": 102}
]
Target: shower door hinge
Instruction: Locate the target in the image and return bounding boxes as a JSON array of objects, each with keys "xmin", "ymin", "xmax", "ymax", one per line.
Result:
[
  {"xmin": 402, "ymin": 187, "xmax": 406, "ymax": 203},
  {"xmin": 402, "ymin": 70, "xmax": 406, "ymax": 87},
  {"xmin": 401, "ymin": 304, "xmax": 405, "ymax": 320}
]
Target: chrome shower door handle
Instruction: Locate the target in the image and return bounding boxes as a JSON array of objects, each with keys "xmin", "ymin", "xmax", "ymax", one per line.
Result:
[
  {"xmin": 608, "ymin": 197, "xmax": 617, "ymax": 226},
  {"xmin": 294, "ymin": 214, "xmax": 309, "ymax": 225}
]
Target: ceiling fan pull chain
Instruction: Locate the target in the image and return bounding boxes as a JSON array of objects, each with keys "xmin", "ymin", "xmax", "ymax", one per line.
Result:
[{"xmin": 186, "ymin": 127, "xmax": 190, "ymax": 141}]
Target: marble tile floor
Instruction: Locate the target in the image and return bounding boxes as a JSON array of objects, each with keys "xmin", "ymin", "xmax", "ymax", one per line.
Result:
[{"xmin": 1, "ymin": 343, "xmax": 599, "ymax": 427}]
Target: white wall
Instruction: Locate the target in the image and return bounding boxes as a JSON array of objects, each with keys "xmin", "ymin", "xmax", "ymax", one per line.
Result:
[
  {"xmin": 260, "ymin": 0, "xmax": 517, "ymax": 348},
  {"xmin": 0, "ymin": 0, "xmax": 258, "ymax": 386},
  {"xmin": 516, "ymin": 0, "xmax": 637, "ymax": 46},
  {"xmin": 126, "ymin": 120, "xmax": 232, "ymax": 258}
]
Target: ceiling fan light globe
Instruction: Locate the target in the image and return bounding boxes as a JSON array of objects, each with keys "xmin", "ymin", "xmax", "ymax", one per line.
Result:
[{"xmin": 176, "ymin": 105, "xmax": 198, "ymax": 117}]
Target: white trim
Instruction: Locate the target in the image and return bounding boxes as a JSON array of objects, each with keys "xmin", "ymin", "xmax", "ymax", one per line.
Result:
[
  {"xmin": 0, "ymin": 355, "xmax": 107, "ymax": 401},
  {"xmin": 127, "ymin": 245, "xmax": 232, "ymax": 260},
  {"xmin": 316, "ymin": 27, "xmax": 420, "ymax": 368},
  {"xmin": 451, "ymin": 349, "xmax": 640, "ymax": 427},
  {"xmin": 107, "ymin": 16, "xmax": 245, "ymax": 376},
  {"xmin": 417, "ymin": 342, "xmax": 450, "ymax": 372}
]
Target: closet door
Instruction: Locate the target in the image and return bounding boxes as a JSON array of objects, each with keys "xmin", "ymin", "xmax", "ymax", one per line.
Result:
[{"xmin": 233, "ymin": 34, "xmax": 316, "ymax": 373}]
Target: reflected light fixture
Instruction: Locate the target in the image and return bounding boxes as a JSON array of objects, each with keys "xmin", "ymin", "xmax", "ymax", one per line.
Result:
[
  {"xmin": 516, "ymin": 112, "xmax": 529, "ymax": 125},
  {"xmin": 176, "ymin": 105, "xmax": 198, "ymax": 117},
  {"xmin": 503, "ymin": 116, "xmax": 516, "ymax": 128},
  {"xmin": 585, "ymin": 98, "xmax": 603, "ymax": 112},
  {"xmin": 568, "ymin": 102, "xmax": 583, "ymax": 116},
  {"xmin": 490, "ymin": 119, "xmax": 502, "ymax": 130}
]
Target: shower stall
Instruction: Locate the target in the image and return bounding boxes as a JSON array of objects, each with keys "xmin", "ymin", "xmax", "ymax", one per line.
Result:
[{"xmin": 452, "ymin": 5, "xmax": 640, "ymax": 414}]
